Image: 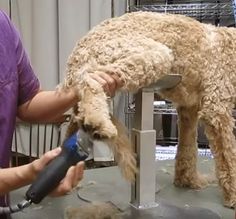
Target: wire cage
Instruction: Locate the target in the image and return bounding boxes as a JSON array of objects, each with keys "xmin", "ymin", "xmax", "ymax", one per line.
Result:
[
  {"xmin": 124, "ymin": 92, "xmax": 181, "ymax": 146},
  {"xmin": 11, "ymin": 115, "xmax": 71, "ymax": 167},
  {"xmin": 128, "ymin": 0, "xmax": 235, "ymax": 25}
]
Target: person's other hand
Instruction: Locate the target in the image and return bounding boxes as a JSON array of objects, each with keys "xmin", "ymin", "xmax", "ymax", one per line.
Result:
[
  {"xmin": 31, "ymin": 147, "xmax": 84, "ymax": 197},
  {"xmin": 90, "ymin": 71, "xmax": 124, "ymax": 97}
]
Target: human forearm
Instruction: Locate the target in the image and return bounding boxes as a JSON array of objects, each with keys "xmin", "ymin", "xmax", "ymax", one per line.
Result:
[
  {"xmin": 0, "ymin": 148, "xmax": 84, "ymax": 197},
  {"xmin": 17, "ymin": 89, "xmax": 78, "ymax": 123},
  {"xmin": 0, "ymin": 164, "xmax": 37, "ymax": 195},
  {"xmin": 17, "ymin": 72, "xmax": 123, "ymax": 123}
]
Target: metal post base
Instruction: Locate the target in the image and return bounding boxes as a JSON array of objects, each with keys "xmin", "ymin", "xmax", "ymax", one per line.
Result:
[{"xmin": 122, "ymin": 201, "xmax": 222, "ymax": 219}]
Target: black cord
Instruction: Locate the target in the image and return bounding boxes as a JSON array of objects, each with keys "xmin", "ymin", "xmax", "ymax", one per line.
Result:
[
  {"xmin": 76, "ymin": 188, "xmax": 92, "ymax": 203},
  {"xmin": 0, "ymin": 199, "xmax": 31, "ymax": 215}
]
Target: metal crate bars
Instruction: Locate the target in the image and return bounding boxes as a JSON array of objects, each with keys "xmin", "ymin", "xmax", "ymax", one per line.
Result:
[{"xmin": 129, "ymin": 0, "xmax": 235, "ymax": 21}]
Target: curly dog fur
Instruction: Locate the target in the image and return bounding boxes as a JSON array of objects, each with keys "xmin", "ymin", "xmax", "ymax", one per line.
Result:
[{"xmin": 60, "ymin": 12, "xmax": 236, "ymax": 208}]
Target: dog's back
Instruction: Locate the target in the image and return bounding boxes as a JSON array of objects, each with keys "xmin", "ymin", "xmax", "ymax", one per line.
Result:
[{"xmin": 66, "ymin": 12, "xmax": 236, "ymax": 107}]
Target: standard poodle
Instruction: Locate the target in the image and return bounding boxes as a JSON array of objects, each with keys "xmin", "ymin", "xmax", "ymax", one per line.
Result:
[{"xmin": 59, "ymin": 11, "xmax": 236, "ymax": 208}]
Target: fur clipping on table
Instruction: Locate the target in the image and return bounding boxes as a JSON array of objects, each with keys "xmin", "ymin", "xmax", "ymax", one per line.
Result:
[{"xmin": 64, "ymin": 202, "xmax": 122, "ymax": 219}]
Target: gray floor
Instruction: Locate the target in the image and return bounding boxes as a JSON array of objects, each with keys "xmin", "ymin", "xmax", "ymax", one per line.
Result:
[{"xmin": 10, "ymin": 157, "xmax": 235, "ymax": 219}]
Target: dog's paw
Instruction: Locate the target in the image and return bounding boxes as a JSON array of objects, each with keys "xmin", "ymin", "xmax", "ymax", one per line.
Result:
[
  {"xmin": 223, "ymin": 200, "xmax": 236, "ymax": 209},
  {"xmin": 80, "ymin": 118, "xmax": 118, "ymax": 140},
  {"xmin": 174, "ymin": 173, "xmax": 209, "ymax": 189},
  {"xmin": 222, "ymin": 191, "xmax": 236, "ymax": 209},
  {"xmin": 223, "ymin": 198, "xmax": 236, "ymax": 209}
]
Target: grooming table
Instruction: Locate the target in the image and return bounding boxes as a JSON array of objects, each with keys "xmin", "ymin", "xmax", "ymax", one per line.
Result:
[
  {"xmin": 10, "ymin": 158, "xmax": 234, "ymax": 219},
  {"xmin": 9, "ymin": 76, "xmax": 234, "ymax": 218}
]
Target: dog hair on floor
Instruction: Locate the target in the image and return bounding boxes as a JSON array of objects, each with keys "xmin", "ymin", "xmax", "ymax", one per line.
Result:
[{"xmin": 59, "ymin": 11, "xmax": 236, "ymax": 208}]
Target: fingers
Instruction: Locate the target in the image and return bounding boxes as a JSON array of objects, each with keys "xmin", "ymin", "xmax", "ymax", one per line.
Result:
[
  {"xmin": 90, "ymin": 71, "xmax": 124, "ymax": 97},
  {"xmin": 50, "ymin": 161, "xmax": 84, "ymax": 197},
  {"xmin": 49, "ymin": 168, "xmax": 74, "ymax": 197},
  {"xmin": 32, "ymin": 147, "xmax": 62, "ymax": 173},
  {"xmin": 90, "ymin": 73, "xmax": 112, "ymax": 96},
  {"xmin": 74, "ymin": 162, "xmax": 84, "ymax": 186},
  {"xmin": 109, "ymin": 73, "xmax": 124, "ymax": 89}
]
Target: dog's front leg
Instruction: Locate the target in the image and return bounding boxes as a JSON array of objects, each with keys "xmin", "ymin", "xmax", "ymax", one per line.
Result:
[
  {"xmin": 174, "ymin": 105, "xmax": 209, "ymax": 189},
  {"xmin": 76, "ymin": 76, "xmax": 118, "ymax": 139}
]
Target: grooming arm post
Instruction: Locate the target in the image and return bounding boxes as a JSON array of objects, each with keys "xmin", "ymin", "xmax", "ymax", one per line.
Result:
[
  {"xmin": 130, "ymin": 75, "xmax": 181, "ymax": 208},
  {"xmin": 131, "ymin": 89, "xmax": 157, "ymax": 208}
]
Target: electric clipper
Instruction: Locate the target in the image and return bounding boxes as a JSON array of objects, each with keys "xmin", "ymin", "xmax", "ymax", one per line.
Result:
[
  {"xmin": 25, "ymin": 130, "xmax": 93, "ymax": 204},
  {"xmin": 0, "ymin": 130, "xmax": 93, "ymax": 214}
]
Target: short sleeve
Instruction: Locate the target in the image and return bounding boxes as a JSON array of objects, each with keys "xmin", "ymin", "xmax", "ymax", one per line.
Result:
[
  {"xmin": 1, "ymin": 11, "xmax": 40, "ymax": 105},
  {"xmin": 16, "ymin": 39, "xmax": 40, "ymax": 105}
]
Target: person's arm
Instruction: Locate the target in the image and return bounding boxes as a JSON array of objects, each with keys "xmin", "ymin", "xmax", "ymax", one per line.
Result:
[
  {"xmin": 17, "ymin": 89, "xmax": 78, "ymax": 123},
  {"xmin": 17, "ymin": 72, "xmax": 124, "ymax": 123},
  {"xmin": 0, "ymin": 148, "xmax": 84, "ymax": 196},
  {"xmin": 0, "ymin": 163, "xmax": 37, "ymax": 195}
]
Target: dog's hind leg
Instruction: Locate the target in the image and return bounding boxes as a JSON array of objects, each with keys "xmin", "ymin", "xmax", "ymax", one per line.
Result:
[
  {"xmin": 201, "ymin": 102, "xmax": 236, "ymax": 208},
  {"xmin": 174, "ymin": 105, "xmax": 209, "ymax": 189}
]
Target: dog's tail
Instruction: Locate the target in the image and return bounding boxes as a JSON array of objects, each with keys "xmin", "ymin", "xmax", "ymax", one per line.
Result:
[{"xmin": 108, "ymin": 114, "xmax": 137, "ymax": 182}]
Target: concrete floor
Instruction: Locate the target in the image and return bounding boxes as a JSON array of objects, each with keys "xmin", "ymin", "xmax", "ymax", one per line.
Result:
[{"xmin": 10, "ymin": 157, "xmax": 235, "ymax": 219}]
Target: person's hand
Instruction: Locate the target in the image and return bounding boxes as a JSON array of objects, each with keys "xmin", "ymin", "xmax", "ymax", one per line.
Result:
[
  {"xmin": 90, "ymin": 71, "xmax": 124, "ymax": 97},
  {"xmin": 31, "ymin": 147, "xmax": 84, "ymax": 197}
]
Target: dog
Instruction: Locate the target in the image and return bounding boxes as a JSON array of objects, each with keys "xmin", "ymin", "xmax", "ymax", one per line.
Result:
[{"xmin": 59, "ymin": 11, "xmax": 236, "ymax": 208}]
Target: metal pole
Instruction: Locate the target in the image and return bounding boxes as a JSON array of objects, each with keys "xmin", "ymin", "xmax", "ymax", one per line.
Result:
[
  {"xmin": 130, "ymin": 90, "xmax": 157, "ymax": 209},
  {"xmin": 111, "ymin": 0, "xmax": 114, "ymax": 18},
  {"xmin": 9, "ymin": 0, "xmax": 12, "ymax": 19},
  {"xmin": 232, "ymin": 0, "xmax": 236, "ymax": 24}
]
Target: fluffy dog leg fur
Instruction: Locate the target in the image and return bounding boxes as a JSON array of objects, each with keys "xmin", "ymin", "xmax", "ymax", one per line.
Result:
[
  {"xmin": 71, "ymin": 71, "xmax": 118, "ymax": 139},
  {"xmin": 200, "ymin": 102, "xmax": 236, "ymax": 207},
  {"xmin": 174, "ymin": 106, "xmax": 208, "ymax": 189}
]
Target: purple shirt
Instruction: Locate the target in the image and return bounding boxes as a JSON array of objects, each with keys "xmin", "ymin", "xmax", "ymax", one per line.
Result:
[{"xmin": 0, "ymin": 10, "xmax": 40, "ymax": 212}]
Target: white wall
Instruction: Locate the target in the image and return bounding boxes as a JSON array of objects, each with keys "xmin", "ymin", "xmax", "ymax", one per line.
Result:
[
  {"xmin": 0, "ymin": 0, "xmax": 126, "ymax": 89},
  {"xmin": 10, "ymin": 0, "xmax": 59, "ymax": 89},
  {"xmin": 58, "ymin": 0, "xmax": 126, "ymax": 80},
  {"xmin": 0, "ymin": 0, "xmax": 9, "ymax": 14},
  {"xmin": 0, "ymin": 0, "xmax": 127, "ymax": 155}
]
